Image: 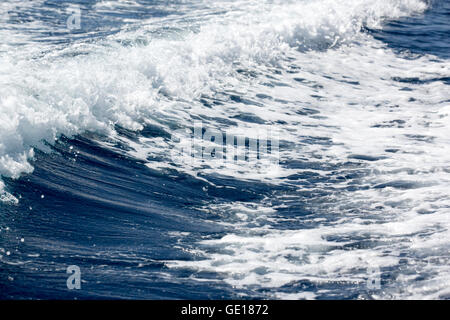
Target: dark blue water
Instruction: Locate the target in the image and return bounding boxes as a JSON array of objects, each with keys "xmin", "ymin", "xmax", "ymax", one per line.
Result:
[{"xmin": 0, "ymin": 0, "xmax": 449, "ymax": 300}]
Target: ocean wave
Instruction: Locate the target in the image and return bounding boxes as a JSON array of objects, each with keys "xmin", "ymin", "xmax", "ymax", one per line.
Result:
[
  {"xmin": 0, "ymin": 0, "xmax": 429, "ymax": 199},
  {"xmin": 2, "ymin": 0, "xmax": 450, "ymax": 300}
]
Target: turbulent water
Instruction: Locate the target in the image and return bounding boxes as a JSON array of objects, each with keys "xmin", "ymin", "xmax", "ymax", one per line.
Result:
[{"xmin": 0, "ymin": 0, "xmax": 449, "ymax": 299}]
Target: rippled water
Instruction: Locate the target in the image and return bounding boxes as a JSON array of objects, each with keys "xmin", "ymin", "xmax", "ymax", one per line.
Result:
[{"xmin": 0, "ymin": 0, "xmax": 449, "ymax": 299}]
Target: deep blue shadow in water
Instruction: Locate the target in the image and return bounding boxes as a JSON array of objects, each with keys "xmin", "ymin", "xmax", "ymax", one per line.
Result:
[{"xmin": 0, "ymin": 134, "xmax": 238, "ymax": 299}]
